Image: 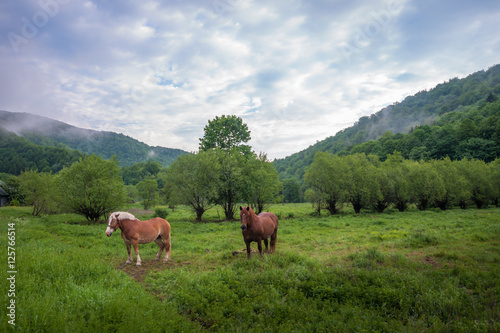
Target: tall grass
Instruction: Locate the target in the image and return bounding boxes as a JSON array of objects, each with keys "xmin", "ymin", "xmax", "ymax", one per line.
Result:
[{"xmin": 1, "ymin": 205, "xmax": 499, "ymax": 332}]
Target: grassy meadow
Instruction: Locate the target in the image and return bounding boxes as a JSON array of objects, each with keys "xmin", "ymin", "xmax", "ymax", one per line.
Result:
[{"xmin": 1, "ymin": 204, "xmax": 499, "ymax": 332}]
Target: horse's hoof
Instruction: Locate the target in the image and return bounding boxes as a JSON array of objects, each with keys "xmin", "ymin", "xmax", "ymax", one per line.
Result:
[
  {"xmin": 135, "ymin": 263, "xmax": 141, "ymax": 267},
  {"xmin": 162, "ymin": 259, "xmax": 168, "ymax": 263}
]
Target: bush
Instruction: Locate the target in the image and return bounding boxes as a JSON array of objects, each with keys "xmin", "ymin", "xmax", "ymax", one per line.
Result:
[
  {"xmin": 153, "ymin": 208, "xmax": 169, "ymax": 219},
  {"xmin": 9, "ymin": 199, "xmax": 20, "ymax": 206}
]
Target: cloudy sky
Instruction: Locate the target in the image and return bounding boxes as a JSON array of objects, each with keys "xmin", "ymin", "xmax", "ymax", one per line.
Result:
[{"xmin": 1, "ymin": 0, "xmax": 499, "ymax": 159}]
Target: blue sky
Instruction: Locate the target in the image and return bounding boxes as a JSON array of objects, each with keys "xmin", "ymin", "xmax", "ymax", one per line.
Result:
[{"xmin": 1, "ymin": 0, "xmax": 499, "ymax": 159}]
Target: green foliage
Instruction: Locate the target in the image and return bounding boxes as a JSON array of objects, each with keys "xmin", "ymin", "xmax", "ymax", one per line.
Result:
[
  {"xmin": 303, "ymin": 152, "xmax": 497, "ymax": 214},
  {"xmin": 282, "ymin": 178, "xmax": 302, "ymax": 203},
  {"xmin": 136, "ymin": 179, "xmax": 158, "ymax": 210},
  {"xmin": 0, "ymin": 127, "xmax": 84, "ymax": 175},
  {"xmin": 8, "ymin": 199, "xmax": 20, "ymax": 206},
  {"xmin": 165, "ymin": 150, "xmax": 220, "ymax": 221},
  {"xmin": 242, "ymin": 153, "xmax": 282, "ymax": 213},
  {"xmin": 199, "ymin": 115, "xmax": 251, "ymax": 155},
  {"xmin": 18, "ymin": 169, "xmax": 58, "ymax": 216},
  {"xmin": 57, "ymin": 155, "xmax": 128, "ymax": 222},
  {"xmin": 304, "ymin": 152, "xmax": 347, "ymax": 214},
  {"xmin": 153, "ymin": 207, "xmax": 169, "ymax": 219},
  {"xmin": 214, "ymin": 148, "xmax": 247, "ymax": 220}
]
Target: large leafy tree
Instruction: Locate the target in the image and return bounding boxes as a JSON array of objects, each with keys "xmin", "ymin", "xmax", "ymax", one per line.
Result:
[
  {"xmin": 57, "ymin": 155, "xmax": 127, "ymax": 222},
  {"xmin": 243, "ymin": 153, "xmax": 281, "ymax": 214},
  {"xmin": 381, "ymin": 152, "xmax": 412, "ymax": 212},
  {"xmin": 455, "ymin": 158, "xmax": 494, "ymax": 209},
  {"xmin": 165, "ymin": 151, "xmax": 220, "ymax": 221},
  {"xmin": 215, "ymin": 148, "xmax": 246, "ymax": 220},
  {"xmin": 199, "ymin": 115, "xmax": 251, "ymax": 155},
  {"xmin": 304, "ymin": 152, "xmax": 347, "ymax": 215},
  {"xmin": 408, "ymin": 161, "xmax": 446, "ymax": 210},
  {"xmin": 342, "ymin": 154, "xmax": 382, "ymax": 213}
]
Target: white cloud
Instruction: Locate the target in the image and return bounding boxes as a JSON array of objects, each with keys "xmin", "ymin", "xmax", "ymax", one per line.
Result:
[{"xmin": 0, "ymin": 0, "xmax": 499, "ymax": 159}]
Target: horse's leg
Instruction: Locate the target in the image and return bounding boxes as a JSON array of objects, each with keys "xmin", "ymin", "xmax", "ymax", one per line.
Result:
[
  {"xmin": 263, "ymin": 238, "xmax": 269, "ymax": 253},
  {"xmin": 132, "ymin": 241, "xmax": 142, "ymax": 266},
  {"xmin": 125, "ymin": 242, "xmax": 133, "ymax": 264},
  {"xmin": 257, "ymin": 239, "xmax": 263, "ymax": 256},
  {"xmin": 163, "ymin": 233, "xmax": 171, "ymax": 262},
  {"xmin": 154, "ymin": 238, "xmax": 165, "ymax": 261},
  {"xmin": 245, "ymin": 240, "xmax": 252, "ymax": 259}
]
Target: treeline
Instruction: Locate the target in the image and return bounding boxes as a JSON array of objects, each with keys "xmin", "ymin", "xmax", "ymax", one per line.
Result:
[
  {"xmin": 2, "ymin": 149, "xmax": 282, "ymax": 222},
  {"xmin": 275, "ymin": 64, "xmax": 500, "ymax": 180},
  {"xmin": 304, "ymin": 152, "xmax": 500, "ymax": 215}
]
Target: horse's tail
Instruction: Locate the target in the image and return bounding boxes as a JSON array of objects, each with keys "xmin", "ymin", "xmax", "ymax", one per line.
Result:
[{"xmin": 270, "ymin": 213, "xmax": 278, "ymax": 252}]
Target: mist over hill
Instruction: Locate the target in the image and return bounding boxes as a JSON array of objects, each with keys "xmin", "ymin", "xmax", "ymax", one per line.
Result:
[
  {"xmin": 274, "ymin": 64, "xmax": 500, "ymax": 180},
  {"xmin": 0, "ymin": 111, "xmax": 188, "ymax": 168}
]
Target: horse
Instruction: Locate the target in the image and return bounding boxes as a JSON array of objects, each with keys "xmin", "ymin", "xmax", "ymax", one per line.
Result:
[
  {"xmin": 239, "ymin": 206, "xmax": 279, "ymax": 259},
  {"xmin": 105, "ymin": 212, "xmax": 171, "ymax": 266}
]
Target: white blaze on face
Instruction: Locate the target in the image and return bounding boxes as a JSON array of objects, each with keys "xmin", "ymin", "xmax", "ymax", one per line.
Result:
[{"xmin": 106, "ymin": 213, "xmax": 117, "ymax": 237}]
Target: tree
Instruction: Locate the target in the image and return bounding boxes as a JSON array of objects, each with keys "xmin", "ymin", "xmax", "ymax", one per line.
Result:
[
  {"xmin": 57, "ymin": 155, "xmax": 128, "ymax": 223},
  {"xmin": 342, "ymin": 154, "xmax": 382, "ymax": 213},
  {"xmin": 304, "ymin": 152, "xmax": 347, "ymax": 215},
  {"xmin": 382, "ymin": 153, "xmax": 412, "ymax": 212},
  {"xmin": 199, "ymin": 115, "xmax": 251, "ymax": 155},
  {"xmin": 431, "ymin": 158, "xmax": 469, "ymax": 210},
  {"xmin": 283, "ymin": 178, "xmax": 302, "ymax": 203},
  {"xmin": 490, "ymin": 159, "xmax": 500, "ymax": 207},
  {"xmin": 408, "ymin": 161, "xmax": 445, "ymax": 210},
  {"xmin": 215, "ymin": 148, "xmax": 246, "ymax": 220},
  {"xmin": 18, "ymin": 170, "xmax": 57, "ymax": 216},
  {"xmin": 455, "ymin": 158, "xmax": 494, "ymax": 209},
  {"xmin": 165, "ymin": 151, "xmax": 220, "ymax": 221},
  {"xmin": 136, "ymin": 179, "xmax": 158, "ymax": 209},
  {"xmin": 486, "ymin": 92, "xmax": 497, "ymax": 103},
  {"xmin": 243, "ymin": 153, "xmax": 281, "ymax": 214}
]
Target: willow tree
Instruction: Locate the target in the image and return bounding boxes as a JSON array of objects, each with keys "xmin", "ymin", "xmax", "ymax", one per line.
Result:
[{"xmin": 304, "ymin": 152, "xmax": 347, "ymax": 215}]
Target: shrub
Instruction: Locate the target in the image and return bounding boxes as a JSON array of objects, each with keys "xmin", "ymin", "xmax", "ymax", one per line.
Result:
[
  {"xmin": 9, "ymin": 199, "xmax": 20, "ymax": 206},
  {"xmin": 153, "ymin": 208, "xmax": 169, "ymax": 219}
]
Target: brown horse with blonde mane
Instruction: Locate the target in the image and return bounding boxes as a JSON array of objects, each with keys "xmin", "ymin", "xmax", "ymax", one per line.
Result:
[
  {"xmin": 239, "ymin": 206, "xmax": 278, "ymax": 258},
  {"xmin": 106, "ymin": 212, "xmax": 171, "ymax": 266}
]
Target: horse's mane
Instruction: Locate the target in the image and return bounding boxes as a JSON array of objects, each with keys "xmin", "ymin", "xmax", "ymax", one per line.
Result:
[{"xmin": 109, "ymin": 212, "xmax": 138, "ymax": 222}]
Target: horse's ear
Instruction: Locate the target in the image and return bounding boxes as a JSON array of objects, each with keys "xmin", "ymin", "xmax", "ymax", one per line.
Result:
[
  {"xmin": 246, "ymin": 206, "xmax": 250, "ymax": 211},
  {"xmin": 240, "ymin": 206, "xmax": 243, "ymax": 211}
]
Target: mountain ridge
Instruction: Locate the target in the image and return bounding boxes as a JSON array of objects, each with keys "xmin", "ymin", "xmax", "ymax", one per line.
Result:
[{"xmin": 0, "ymin": 110, "xmax": 188, "ymax": 168}]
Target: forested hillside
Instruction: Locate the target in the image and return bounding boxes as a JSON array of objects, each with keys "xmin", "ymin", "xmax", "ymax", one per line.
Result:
[
  {"xmin": 274, "ymin": 64, "xmax": 500, "ymax": 180},
  {"xmin": 0, "ymin": 111, "xmax": 188, "ymax": 169},
  {"xmin": 0, "ymin": 127, "xmax": 84, "ymax": 174}
]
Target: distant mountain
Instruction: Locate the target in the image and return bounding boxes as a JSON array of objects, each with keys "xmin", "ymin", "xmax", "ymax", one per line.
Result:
[
  {"xmin": 0, "ymin": 111, "xmax": 188, "ymax": 169},
  {"xmin": 274, "ymin": 64, "xmax": 500, "ymax": 181}
]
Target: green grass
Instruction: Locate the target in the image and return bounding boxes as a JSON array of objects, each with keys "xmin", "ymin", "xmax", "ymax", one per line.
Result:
[{"xmin": 1, "ymin": 204, "xmax": 499, "ymax": 332}]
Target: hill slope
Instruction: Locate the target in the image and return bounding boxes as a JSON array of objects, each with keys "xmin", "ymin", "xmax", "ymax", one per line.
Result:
[
  {"xmin": 274, "ymin": 64, "xmax": 500, "ymax": 180},
  {"xmin": 0, "ymin": 111, "xmax": 188, "ymax": 168}
]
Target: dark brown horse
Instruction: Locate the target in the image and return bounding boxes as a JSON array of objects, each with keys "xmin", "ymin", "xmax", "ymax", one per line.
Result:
[
  {"xmin": 105, "ymin": 212, "xmax": 171, "ymax": 266},
  {"xmin": 239, "ymin": 206, "xmax": 278, "ymax": 258}
]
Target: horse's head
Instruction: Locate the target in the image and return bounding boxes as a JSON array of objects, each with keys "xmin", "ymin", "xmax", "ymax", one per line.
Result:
[
  {"xmin": 106, "ymin": 213, "xmax": 120, "ymax": 237},
  {"xmin": 239, "ymin": 206, "xmax": 252, "ymax": 231}
]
